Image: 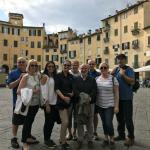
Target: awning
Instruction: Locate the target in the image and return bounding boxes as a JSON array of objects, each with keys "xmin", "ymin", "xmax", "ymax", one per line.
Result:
[{"xmin": 134, "ymin": 65, "xmax": 150, "ymax": 72}]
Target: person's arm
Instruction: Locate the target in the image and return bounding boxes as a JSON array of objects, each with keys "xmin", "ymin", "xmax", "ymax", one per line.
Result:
[
  {"xmin": 119, "ymin": 68, "xmax": 135, "ymax": 85},
  {"xmin": 90, "ymin": 78, "xmax": 97, "ymax": 103},
  {"xmin": 17, "ymin": 75, "xmax": 28, "ymax": 94},
  {"xmin": 8, "ymin": 73, "xmax": 25, "ymax": 89},
  {"xmin": 114, "ymin": 84, "xmax": 119, "ymax": 113}
]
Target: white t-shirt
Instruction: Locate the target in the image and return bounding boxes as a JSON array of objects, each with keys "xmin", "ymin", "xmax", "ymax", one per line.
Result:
[
  {"xmin": 47, "ymin": 77, "xmax": 57, "ymax": 105},
  {"xmin": 96, "ymin": 75, "xmax": 119, "ymax": 108}
]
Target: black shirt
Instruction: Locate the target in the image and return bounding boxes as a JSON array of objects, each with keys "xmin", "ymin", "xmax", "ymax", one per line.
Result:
[{"xmin": 74, "ymin": 75, "xmax": 97, "ymax": 104}]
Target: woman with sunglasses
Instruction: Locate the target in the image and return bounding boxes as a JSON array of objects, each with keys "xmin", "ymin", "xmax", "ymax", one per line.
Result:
[
  {"xmin": 96, "ymin": 62, "xmax": 119, "ymax": 147},
  {"xmin": 17, "ymin": 59, "xmax": 40, "ymax": 150},
  {"xmin": 41, "ymin": 61, "xmax": 60, "ymax": 148}
]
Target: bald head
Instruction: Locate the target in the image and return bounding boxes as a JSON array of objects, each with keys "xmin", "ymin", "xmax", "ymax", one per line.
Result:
[{"xmin": 88, "ymin": 59, "xmax": 96, "ymax": 71}]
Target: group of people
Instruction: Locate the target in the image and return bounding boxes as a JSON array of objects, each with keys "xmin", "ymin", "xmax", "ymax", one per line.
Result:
[{"xmin": 7, "ymin": 53, "xmax": 135, "ymax": 150}]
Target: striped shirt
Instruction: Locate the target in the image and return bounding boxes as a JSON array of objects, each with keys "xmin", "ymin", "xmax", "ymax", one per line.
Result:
[{"xmin": 96, "ymin": 75, "xmax": 119, "ymax": 108}]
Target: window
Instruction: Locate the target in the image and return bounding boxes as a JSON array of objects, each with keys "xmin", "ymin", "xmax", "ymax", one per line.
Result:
[
  {"xmin": 134, "ymin": 7, "xmax": 138, "ymax": 14},
  {"xmin": 114, "ymin": 29, "xmax": 118, "ymax": 36},
  {"xmin": 3, "ymin": 39, "xmax": 8, "ymax": 46},
  {"xmin": 105, "ymin": 59, "xmax": 108, "ymax": 64},
  {"xmin": 3, "ymin": 54, "xmax": 7, "ymax": 61},
  {"xmin": 69, "ymin": 51, "xmax": 76, "ymax": 59},
  {"xmin": 124, "ymin": 26, "xmax": 128, "ymax": 33},
  {"xmin": 37, "ymin": 42, "xmax": 41, "ymax": 48},
  {"xmin": 31, "ymin": 41, "xmax": 34, "ymax": 48},
  {"xmin": 2, "ymin": 26, "xmax": 10, "ymax": 34},
  {"xmin": 31, "ymin": 55, "xmax": 34, "ymax": 59},
  {"xmin": 148, "ymin": 36, "xmax": 150, "ymax": 46},
  {"xmin": 95, "ymin": 58, "xmax": 101, "ymax": 66},
  {"xmin": 12, "ymin": 28, "xmax": 20, "ymax": 35},
  {"xmin": 37, "ymin": 30, "xmax": 41, "ymax": 36},
  {"xmin": 52, "ymin": 55, "xmax": 58, "ymax": 61},
  {"xmin": 29, "ymin": 29, "xmax": 36, "ymax": 36},
  {"xmin": 134, "ymin": 55, "xmax": 139, "ymax": 68},
  {"xmin": 45, "ymin": 55, "xmax": 49, "ymax": 61},
  {"xmin": 88, "ymin": 37, "xmax": 91, "ymax": 44},
  {"xmin": 54, "ymin": 49, "xmax": 57, "ymax": 52},
  {"xmin": 80, "ymin": 38, "xmax": 83, "ymax": 43},
  {"xmin": 114, "ymin": 16, "xmax": 118, "ymax": 22},
  {"xmin": 97, "ymin": 34, "xmax": 100, "ymax": 41},
  {"xmin": 60, "ymin": 57, "xmax": 64, "ymax": 63},
  {"xmin": 13, "ymin": 55, "xmax": 18, "ymax": 64},
  {"xmin": 25, "ymin": 50, "xmax": 28, "ymax": 56},
  {"xmin": 14, "ymin": 41, "xmax": 18, "ymax": 47},
  {"xmin": 37, "ymin": 55, "xmax": 41, "ymax": 62},
  {"xmin": 134, "ymin": 22, "xmax": 138, "ymax": 29},
  {"xmin": 123, "ymin": 12, "xmax": 128, "ymax": 19}
]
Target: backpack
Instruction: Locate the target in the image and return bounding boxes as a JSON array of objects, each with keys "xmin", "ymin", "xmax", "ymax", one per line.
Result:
[{"xmin": 114, "ymin": 66, "xmax": 140, "ymax": 92}]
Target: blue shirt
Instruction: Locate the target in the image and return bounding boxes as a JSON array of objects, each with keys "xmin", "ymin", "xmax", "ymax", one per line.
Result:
[
  {"xmin": 7, "ymin": 68, "xmax": 23, "ymax": 106},
  {"xmin": 88, "ymin": 70, "xmax": 100, "ymax": 79},
  {"xmin": 114, "ymin": 67, "xmax": 135, "ymax": 100}
]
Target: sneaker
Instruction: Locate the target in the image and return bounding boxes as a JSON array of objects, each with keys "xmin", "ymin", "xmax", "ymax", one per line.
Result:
[
  {"xmin": 44, "ymin": 139, "xmax": 57, "ymax": 148},
  {"xmin": 124, "ymin": 138, "xmax": 134, "ymax": 146},
  {"xmin": 88, "ymin": 141, "xmax": 94, "ymax": 149},
  {"xmin": 61, "ymin": 142, "xmax": 71, "ymax": 150},
  {"xmin": 72, "ymin": 134, "xmax": 77, "ymax": 141},
  {"xmin": 11, "ymin": 137, "xmax": 20, "ymax": 149},
  {"xmin": 114, "ymin": 135, "xmax": 125, "ymax": 141},
  {"xmin": 66, "ymin": 134, "xmax": 73, "ymax": 140}
]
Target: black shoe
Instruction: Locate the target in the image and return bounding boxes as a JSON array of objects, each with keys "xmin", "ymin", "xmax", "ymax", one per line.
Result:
[
  {"xmin": 44, "ymin": 139, "xmax": 57, "ymax": 148},
  {"xmin": 93, "ymin": 132, "xmax": 99, "ymax": 140},
  {"xmin": 114, "ymin": 136, "xmax": 125, "ymax": 141},
  {"xmin": 61, "ymin": 142, "xmax": 71, "ymax": 150},
  {"xmin": 88, "ymin": 141, "xmax": 94, "ymax": 149},
  {"xmin": 11, "ymin": 137, "xmax": 20, "ymax": 149}
]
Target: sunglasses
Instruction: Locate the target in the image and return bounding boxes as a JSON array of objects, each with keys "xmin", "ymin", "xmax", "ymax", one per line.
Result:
[
  {"xmin": 18, "ymin": 61, "xmax": 25, "ymax": 64},
  {"xmin": 100, "ymin": 66, "xmax": 107, "ymax": 70},
  {"xmin": 30, "ymin": 64, "xmax": 38, "ymax": 67}
]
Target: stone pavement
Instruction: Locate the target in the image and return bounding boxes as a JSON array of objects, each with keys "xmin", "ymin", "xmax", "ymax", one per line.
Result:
[{"xmin": 0, "ymin": 88, "xmax": 150, "ymax": 150}]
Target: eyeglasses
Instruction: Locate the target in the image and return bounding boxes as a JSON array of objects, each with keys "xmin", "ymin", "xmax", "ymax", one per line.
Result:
[
  {"xmin": 18, "ymin": 61, "xmax": 25, "ymax": 64},
  {"xmin": 100, "ymin": 66, "xmax": 107, "ymax": 70},
  {"xmin": 30, "ymin": 64, "xmax": 38, "ymax": 67}
]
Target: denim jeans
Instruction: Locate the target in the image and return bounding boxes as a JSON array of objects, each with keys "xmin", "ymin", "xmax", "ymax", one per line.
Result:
[
  {"xmin": 116, "ymin": 100, "xmax": 134, "ymax": 139},
  {"xmin": 97, "ymin": 106, "xmax": 114, "ymax": 136}
]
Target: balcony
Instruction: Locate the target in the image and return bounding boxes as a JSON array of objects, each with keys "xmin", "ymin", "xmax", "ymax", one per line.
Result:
[
  {"xmin": 103, "ymin": 47, "xmax": 109, "ymax": 54},
  {"xmin": 103, "ymin": 24, "xmax": 110, "ymax": 32},
  {"xmin": 131, "ymin": 28, "xmax": 140, "ymax": 35},
  {"xmin": 60, "ymin": 49, "xmax": 67, "ymax": 54},
  {"xmin": 103, "ymin": 37, "xmax": 109, "ymax": 43}
]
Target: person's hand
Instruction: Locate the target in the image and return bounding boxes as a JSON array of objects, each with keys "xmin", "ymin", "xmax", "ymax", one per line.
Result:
[
  {"xmin": 33, "ymin": 88, "xmax": 40, "ymax": 94},
  {"xmin": 114, "ymin": 106, "xmax": 119, "ymax": 114},
  {"xmin": 119, "ymin": 68, "xmax": 125, "ymax": 76},
  {"xmin": 46, "ymin": 105, "xmax": 51, "ymax": 113},
  {"xmin": 63, "ymin": 96, "xmax": 71, "ymax": 103},
  {"xmin": 67, "ymin": 92, "xmax": 73, "ymax": 97}
]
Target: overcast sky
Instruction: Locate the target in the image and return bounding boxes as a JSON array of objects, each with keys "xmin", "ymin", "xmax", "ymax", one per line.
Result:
[{"xmin": 0, "ymin": 0, "xmax": 136, "ymax": 34}]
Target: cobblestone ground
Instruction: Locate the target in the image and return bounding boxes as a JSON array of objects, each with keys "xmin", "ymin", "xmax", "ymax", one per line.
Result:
[{"xmin": 0, "ymin": 88, "xmax": 150, "ymax": 150}]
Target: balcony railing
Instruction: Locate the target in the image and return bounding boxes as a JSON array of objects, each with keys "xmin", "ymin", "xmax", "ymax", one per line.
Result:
[
  {"xmin": 131, "ymin": 28, "xmax": 140, "ymax": 35},
  {"xmin": 103, "ymin": 37, "xmax": 109, "ymax": 43},
  {"xmin": 132, "ymin": 62, "xmax": 140, "ymax": 69},
  {"xmin": 103, "ymin": 24, "xmax": 110, "ymax": 32}
]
